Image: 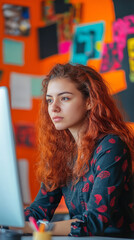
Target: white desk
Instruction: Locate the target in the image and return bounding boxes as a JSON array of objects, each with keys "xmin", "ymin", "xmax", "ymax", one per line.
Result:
[
  {"xmin": 0, "ymin": 229, "xmax": 133, "ymax": 240},
  {"xmin": 21, "ymin": 237, "xmax": 134, "ymax": 240}
]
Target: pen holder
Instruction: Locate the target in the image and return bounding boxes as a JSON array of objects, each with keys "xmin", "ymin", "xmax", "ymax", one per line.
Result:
[{"xmin": 33, "ymin": 231, "xmax": 51, "ymax": 240}]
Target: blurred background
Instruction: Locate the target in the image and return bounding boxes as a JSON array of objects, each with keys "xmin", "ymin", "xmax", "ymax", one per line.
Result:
[{"xmin": 0, "ymin": 0, "xmax": 134, "ymax": 215}]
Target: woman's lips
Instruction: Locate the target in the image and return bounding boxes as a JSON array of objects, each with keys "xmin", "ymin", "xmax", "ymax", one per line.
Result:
[{"xmin": 52, "ymin": 117, "xmax": 63, "ymax": 122}]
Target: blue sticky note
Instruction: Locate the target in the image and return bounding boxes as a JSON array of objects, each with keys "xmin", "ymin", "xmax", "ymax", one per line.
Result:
[
  {"xmin": 70, "ymin": 21, "xmax": 105, "ymax": 65},
  {"xmin": 3, "ymin": 39, "xmax": 24, "ymax": 65},
  {"xmin": 31, "ymin": 77, "xmax": 43, "ymax": 97}
]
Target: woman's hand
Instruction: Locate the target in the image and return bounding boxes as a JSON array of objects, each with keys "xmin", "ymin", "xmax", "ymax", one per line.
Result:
[
  {"xmin": 10, "ymin": 221, "xmax": 33, "ymax": 234},
  {"xmin": 10, "ymin": 219, "xmax": 78, "ymax": 235},
  {"xmin": 52, "ymin": 218, "xmax": 78, "ymax": 236}
]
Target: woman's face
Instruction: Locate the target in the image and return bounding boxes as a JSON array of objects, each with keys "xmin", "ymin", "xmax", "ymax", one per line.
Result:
[{"xmin": 46, "ymin": 77, "xmax": 90, "ymax": 137}]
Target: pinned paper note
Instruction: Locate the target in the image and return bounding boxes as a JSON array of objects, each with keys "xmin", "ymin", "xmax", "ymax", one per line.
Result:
[
  {"xmin": 14, "ymin": 123, "xmax": 36, "ymax": 147},
  {"xmin": 31, "ymin": 77, "xmax": 43, "ymax": 97},
  {"xmin": 2, "ymin": 4, "xmax": 30, "ymax": 36},
  {"xmin": 38, "ymin": 23, "xmax": 58, "ymax": 59},
  {"xmin": 3, "ymin": 39, "xmax": 24, "ymax": 65},
  {"xmin": 10, "ymin": 72, "xmax": 44, "ymax": 109},
  {"xmin": 70, "ymin": 21, "xmax": 105, "ymax": 65},
  {"xmin": 10, "ymin": 72, "xmax": 32, "ymax": 109}
]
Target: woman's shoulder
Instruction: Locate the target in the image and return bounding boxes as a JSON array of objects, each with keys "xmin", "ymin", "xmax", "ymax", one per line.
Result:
[
  {"xmin": 92, "ymin": 134, "xmax": 131, "ymax": 169},
  {"xmin": 97, "ymin": 134, "xmax": 125, "ymax": 147},
  {"xmin": 94, "ymin": 134, "xmax": 130, "ymax": 158}
]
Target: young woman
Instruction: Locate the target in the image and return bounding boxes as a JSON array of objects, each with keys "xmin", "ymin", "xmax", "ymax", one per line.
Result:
[{"xmin": 24, "ymin": 63, "xmax": 134, "ymax": 236}]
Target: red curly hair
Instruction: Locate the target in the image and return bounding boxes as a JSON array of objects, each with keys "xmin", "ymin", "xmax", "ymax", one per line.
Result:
[{"xmin": 36, "ymin": 63, "xmax": 134, "ymax": 191}]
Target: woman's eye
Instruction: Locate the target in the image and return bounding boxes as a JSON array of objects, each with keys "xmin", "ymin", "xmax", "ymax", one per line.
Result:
[
  {"xmin": 46, "ymin": 99, "xmax": 53, "ymax": 104},
  {"xmin": 61, "ymin": 97, "xmax": 70, "ymax": 101}
]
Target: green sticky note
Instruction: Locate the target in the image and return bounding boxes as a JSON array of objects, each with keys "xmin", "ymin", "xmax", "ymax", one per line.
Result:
[
  {"xmin": 3, "ymin": 39, "xmax": 24, "ymax": 65},
  {"xmin": 31, "ymin": 77, "xmax": 43, "ymax": 97}
]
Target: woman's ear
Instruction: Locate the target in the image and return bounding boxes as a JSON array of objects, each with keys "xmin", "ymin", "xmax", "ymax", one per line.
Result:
[{"xmin": 86, "ymin": 98, "xmax": 93, "ymax": 110}]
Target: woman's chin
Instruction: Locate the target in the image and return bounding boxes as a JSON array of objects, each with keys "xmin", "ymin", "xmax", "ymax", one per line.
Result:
[{"xmin": 54, "ymin": 123, "xmax": 67, "ymax": 131}]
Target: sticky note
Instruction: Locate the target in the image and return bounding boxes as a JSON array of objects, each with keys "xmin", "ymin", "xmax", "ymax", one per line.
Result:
[{"xmin": 3, "ymin": 39, "xmax": 24, "ymax": 65}]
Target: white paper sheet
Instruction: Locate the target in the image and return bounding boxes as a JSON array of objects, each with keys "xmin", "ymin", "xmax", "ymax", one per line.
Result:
[{"xmin": 10, "ymin": 72, "xmax": 32, "ymax": 109}]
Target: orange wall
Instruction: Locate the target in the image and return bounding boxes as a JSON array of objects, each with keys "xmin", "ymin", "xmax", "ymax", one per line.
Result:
[{"xmin": 0, "ymin": 0, "xmax": 134, "ymax": 208}]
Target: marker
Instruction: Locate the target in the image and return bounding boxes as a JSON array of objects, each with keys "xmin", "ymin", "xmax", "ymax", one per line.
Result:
[
  {"xmin": 29, "ymin": 216, "xmax": 39, "ymax": 231},
  {"xmin": 39, "ymin": 223, "xmax": 45, "ymax": 232}
]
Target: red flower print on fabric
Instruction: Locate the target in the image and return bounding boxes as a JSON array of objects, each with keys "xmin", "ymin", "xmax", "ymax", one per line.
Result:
[
  {"xmin": 71, "ymin": 186, "xmax": 76, "ymax": 191},
  {"xmin": 97, "ymin": 171, "xmax": 110, "ymax": 179},
  {"xmin": 117, "ymin": 216, "xmax": 124, "ymax": 228},
  {"xmin": 72, "ymin": 225, "xmax": 78, "ymax": 229},
  {"xmin": 106, "ymin": 150, "xmax": 111, "ymax": 153},
  {"xmin": 81, "ymin": 201, "xmax": 88, "ymax": 210},
  {"xmin": 130, "ymin": 223, "xmax": 134, "ymax": 231},
  {"xmin": 96, "ymin": 145, "xmax": 102, "ymax": 154},
  {"xmin": 98, "ymin": 214, "xmax": 108, "ymax": 223},
  {"xmin": 82, "ymin": 183, "xmax": 90, "ymax": 192},
  {"xmin": 83, "ymin": 226, "xmax": 88, "ymax": 233},
  {"xmin": 122, "ymin": 159, "xmax": 128, "ymax": 172},
  {"xmin": 89, "ymin": 231, "xmax": 92, "ymax": 236},
  {"xmin": 51, "ymin": 209, "xmax": 55, "ymax": 215},
  {"xmin": 94, "ymin": 158, "xmax": 97, "ymax": 164},
  {"xmin": 128, "ymin": 203, "xmax": 134, "ymax": 208},
  {"xmin": 123, "ymin": 148, "xmax": 127, "ymax": 154},
  {"xmin": 108, "ymin": 186, "xmax": 116, "ymax": 194},
  {"xmin": 97, "ymin": 165, "xmax": 101, "ymax": 171},
  {"xmin": 115, "ymin": 156, "xmax": 121, "ymax": 162},
  {"xmin": 71, "ymin": 201, "xmax": 76, "ymax": 209},
  {"xmin": 39, "ymin": 206, "xmax": 47, "ymax": 215},
  {"xmin": 71, "ymin": 186, "xmax": 73, "ymax": 191},
  {"xmin": 24, "ymin": 209, "xmax": 31, "ymax": 216},
  {"xmin": 49, "ymin": 196, "xmax": 54, "ymax": 203},
  {"xmin": 109, "ymin": 138, "xmax": 116, "ymax": 144},
  {"xmin": 88, "ymin": 175, "xmax": 94, "ymax": 183},
  {"xmin": 94, "ymin": 194, "xmax": 102, "ymax": 205},
  {"xmin": 124, "ymin": 184, "xmax": 129, "ymax": 191},
  {"xmin": 127, "ymin": 178, "xmax": 130, "ymax": 183},
  {"xmin": 41, "ymin": 188, "xmax": 47, "ymax": 195},
  {"xmin": 97, "ymin": 205, "xmax": 107, "ymax": 212},
  {"xmin": 83, "ymin": 176, "xmax": 87, "ymax": 182},
  {"xmin": 110, "ymin": 196, "xmax": 116, "ymax": 207},
  {"xmin": 83, "ymin": 226, "xmax": 92, "ymax": 236},
  {"xmin": 90, "ymin": 158, "xmax": 94, "ymax": 166}
]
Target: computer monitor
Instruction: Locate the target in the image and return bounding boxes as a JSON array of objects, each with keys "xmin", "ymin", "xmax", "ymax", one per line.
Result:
[{"xmin": 0, "ymin": 86, "xmax": 25, "ymax": 228}]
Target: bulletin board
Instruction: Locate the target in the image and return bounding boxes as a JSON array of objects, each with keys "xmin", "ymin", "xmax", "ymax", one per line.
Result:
[{"xmin": 0, "ymin": 0, "xmax": 134, "ymax": 212}]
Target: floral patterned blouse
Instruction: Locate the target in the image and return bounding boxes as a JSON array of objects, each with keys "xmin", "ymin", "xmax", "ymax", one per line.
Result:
[{"xmin": 24, "ymin": 135, "xmax": 134, "ymax": 237}]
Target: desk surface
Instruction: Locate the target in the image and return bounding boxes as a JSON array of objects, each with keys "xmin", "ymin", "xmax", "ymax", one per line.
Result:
[{"xmin": 21, "ymin": 237, "xmax": 134, "ymax": 240}]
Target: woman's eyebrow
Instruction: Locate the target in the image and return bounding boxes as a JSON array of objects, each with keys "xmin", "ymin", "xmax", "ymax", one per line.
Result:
[{"xmin": 46, "ymin": 92, "xmax": 73, "ymax": 97}]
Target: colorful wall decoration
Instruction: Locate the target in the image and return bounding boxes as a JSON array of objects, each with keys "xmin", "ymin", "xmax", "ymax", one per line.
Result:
[
  {"xmin": 0, "ymin": 0, "xmax": 134, "ymax": 212},
  {"xmin": 71, "ymin": 21, "xmax": 105, "ymax": 65}
]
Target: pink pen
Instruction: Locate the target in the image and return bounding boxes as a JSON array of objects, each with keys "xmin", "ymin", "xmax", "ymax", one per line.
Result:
[{"xmin": 29, "ymin": 216, "xmax": 39, "ymax": 231}]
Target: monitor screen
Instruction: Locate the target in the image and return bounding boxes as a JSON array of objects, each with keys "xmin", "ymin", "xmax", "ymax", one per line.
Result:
[{"xmin": 0, "ymin": 86, "xmax": 25, "ymax": 228}]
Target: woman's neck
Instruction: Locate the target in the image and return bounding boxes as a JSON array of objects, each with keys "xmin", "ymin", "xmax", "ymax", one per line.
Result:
[{"xmin": 69, "ymin": 118, "xmax": 89, "ymax": 146}]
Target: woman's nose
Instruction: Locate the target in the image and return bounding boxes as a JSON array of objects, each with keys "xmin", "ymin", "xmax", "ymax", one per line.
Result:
[{"xmin": 51, "ymin": 100, "xmax": 61, "ymax": 112}]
